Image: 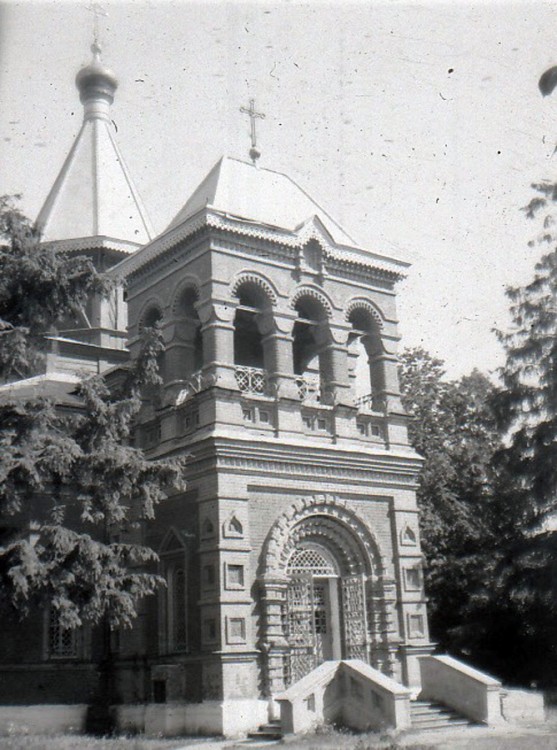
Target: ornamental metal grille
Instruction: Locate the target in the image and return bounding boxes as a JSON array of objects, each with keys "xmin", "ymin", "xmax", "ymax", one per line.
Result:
[
  {"xmin": 284, "ymin": 574, "xmax": 317, "ymax": 685},
  {"xmin": 287, "ymin": 547, "xmax": 337, "ymax": 576},
  {"xmin": 355, "ymin": 393, "xmax": 374, "ymax": 411},
  {"xmin": 341, "ymin": 575, "xmax": 369, "ymax": 661},
  {"xmin": 234, "ymin": 365, "xmax": 267, "ymax": 394},
  {"xmin": 295, "ymin": 374, "xmax": 321, "ymax": 403},
  {"xmin": 172, "ymin": 568, "xmax": 187, "ymax": 651},
  {"xmin": 48, "ymin": 612, "xmax": 77, "ymax": 658}
]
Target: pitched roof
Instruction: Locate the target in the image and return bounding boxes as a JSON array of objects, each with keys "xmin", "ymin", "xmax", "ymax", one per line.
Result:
[
  {"xmin": 35, "ymin": 46, "xmax": 153, "ymax": 247},
  {"xmin": 167, "ymin": 156, "xmax": 357, "ymax": 247},
  {"xmin": 0, "ymin": 373, "xmax": 83, "ymax": 407}
]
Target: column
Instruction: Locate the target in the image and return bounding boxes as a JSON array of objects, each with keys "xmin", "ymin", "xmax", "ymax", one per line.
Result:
[{"xmin": 259, "ymin": 572, "xmax": 290, "ymax": 697}]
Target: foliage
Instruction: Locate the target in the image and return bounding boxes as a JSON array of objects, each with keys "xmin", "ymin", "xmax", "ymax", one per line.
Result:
[
  {"xmin": 474, "ymin": 180, "xmax": 557, "ymax": 686},
  {"xmin": 399, "ymin": 350, "xmax": 513, "ymax": 662},
  {"xmin": 399, "ymin": 349, "xmax": 503, "ymax": 652},
  {"xmin": 0, "ymin": 197, "xmax": 185, "ymax": 630},
  {"xmin": 0, "ymin": 195, "xmax": 111, "ymax": 382}
]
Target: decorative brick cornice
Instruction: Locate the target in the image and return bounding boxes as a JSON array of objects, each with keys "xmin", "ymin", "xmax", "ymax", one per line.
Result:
[{"xmin": 119, "ymin": 207, "xmax": 408, "ymax": 282}]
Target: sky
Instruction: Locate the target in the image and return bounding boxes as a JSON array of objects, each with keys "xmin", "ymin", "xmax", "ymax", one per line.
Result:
[{"xmin": 1, "ymin": 0, "xmax": 557, "ymax": 379}]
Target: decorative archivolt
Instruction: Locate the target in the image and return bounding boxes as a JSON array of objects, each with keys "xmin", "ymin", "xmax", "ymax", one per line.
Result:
[
  {"xmin": 171, "ymin": 275, "xmax": 202, "ymax": 316},
  {"xmin": 290, "ymin": 286, "xmax": 333, "ymax": 318},
  {"xmin": 262, "ymin": 495, "xmax": 383, "ymax": 577},
  {"xmin": 230, "ymin": 271, "xmax": 278, "ymax": 307},
  {"xmin": 345, "ymin": 298, "xmax": 384, "ymax": 329}
]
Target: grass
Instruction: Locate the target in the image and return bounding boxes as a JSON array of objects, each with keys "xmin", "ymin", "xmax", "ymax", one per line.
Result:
[{"xmin": 0, "ymin": 735, "xmax": 208, "ymax": 750}]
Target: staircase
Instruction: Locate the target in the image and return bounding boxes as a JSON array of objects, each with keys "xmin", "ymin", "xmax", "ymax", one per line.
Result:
[
  {"xmin": 410, "ymin": 700, "xmax": 475, "ymax": 731},
  {"xmin": 246, "ymin": 719, "xmax": 283, "ymax": 741}
]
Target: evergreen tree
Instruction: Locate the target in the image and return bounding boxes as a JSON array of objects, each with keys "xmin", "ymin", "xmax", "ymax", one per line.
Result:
[
  {"xmin": 482, "ymin": 181, "xmax": 557, "ymax": 686},
  {"xmin": 0, "ymin": 196, "xmax": 185, "ymax": 631}
]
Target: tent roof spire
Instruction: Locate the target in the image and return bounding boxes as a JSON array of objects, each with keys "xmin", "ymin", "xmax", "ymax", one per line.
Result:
[{"xmin": 36, "ymin": 45, "xmax": 153, "ymax": 247}]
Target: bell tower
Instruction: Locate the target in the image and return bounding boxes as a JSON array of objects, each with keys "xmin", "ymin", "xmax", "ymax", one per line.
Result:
[{"xmin": 120, "ymin": 155, "xmax": 432, "ymax": 733}]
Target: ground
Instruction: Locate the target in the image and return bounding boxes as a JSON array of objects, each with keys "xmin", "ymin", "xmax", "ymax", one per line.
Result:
[{"xmin": 2, "ymin": 711, "xmax": 557, "ymax": 750}]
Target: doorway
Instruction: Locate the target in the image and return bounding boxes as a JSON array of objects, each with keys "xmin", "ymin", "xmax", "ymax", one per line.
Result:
[{"xmin": 284, "ymin": 543, "xmax": 367, "ymax": 684}]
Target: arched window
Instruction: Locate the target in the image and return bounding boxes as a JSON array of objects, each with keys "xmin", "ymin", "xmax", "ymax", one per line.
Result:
[
  {"xmin": 175, "ymin": 286, "xmax": 203, "ymax": 377},
  {"xmin": 159, "ymin": 530, "xmax": 188, "ymax": 653},
  {"xmin": 233, "ymin": 283, "xmax": 272, "ymax": 394},
  {"xmin": 171, "ymin": 566, "xmax": 187, "ymax": 651},
  {"xmin": 140, "ymin": 305, "xmax": 163, "ymax": 331},
  {"xmin": 138, "ymin": 305, "xmax": 165, "ymax": 391},
  {"xmin": 234, "ymin": 285, "xmax": 267, "ymax": 368},
  {"xmin": 347, "ymin": 307, "xmax": 384, "ymax": 409},
  {"xmin": 292, "ymin": 296, "xmax": 331, "ymax": 403}
]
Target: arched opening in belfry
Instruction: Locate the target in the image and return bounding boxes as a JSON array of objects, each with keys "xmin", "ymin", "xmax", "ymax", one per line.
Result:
[
  {"xmin": 176, "ymin": 286, "xmax": 203, "ymax": 377},
  {"xmin": 233, "ymin": 283, "xmax": 272, "ymax": 394},
  {"xmin": 292, "ymin": 296, "xmax": 330, "ymax": 402},
  {"xmin": 347, "ymin": 307, "xmax": 384, "ymax": 408},
  {"xmin": 140, "ymin": 305, "xmax": 165, "ymax": 383}
]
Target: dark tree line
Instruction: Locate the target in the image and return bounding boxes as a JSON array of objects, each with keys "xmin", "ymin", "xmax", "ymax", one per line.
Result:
[{"xmin": 400, "ymin": 180, "xmax": 557, "ymax": 687}]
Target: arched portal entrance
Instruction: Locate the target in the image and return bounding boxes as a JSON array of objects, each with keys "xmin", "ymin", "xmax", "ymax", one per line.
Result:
[
  {"xmin": 284, "ymin": 540, "xmax": 368, "ymax": 684},
  {"xmin": 260, "ymin": 496, "xmax": 392, "ymax": 692}
]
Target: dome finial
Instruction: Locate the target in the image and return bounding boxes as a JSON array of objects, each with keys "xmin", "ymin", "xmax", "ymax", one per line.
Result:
[
  {"xmin": 240, "ymin": 99, "xmax": 265, "ymax": 165},
  {"xmin": 91, "ymin": 40, "xmax": 102, "ymax": 61},
  {"xmin": 76, "ymin": 30, "xmax": 118, "ymax": 123}
]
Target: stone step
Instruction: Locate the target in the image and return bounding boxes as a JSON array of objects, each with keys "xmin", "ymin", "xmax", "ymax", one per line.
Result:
[
  {"xmin": 411, "ymin": 706, "xmax": 460, "ymax": 718},
  {"xmin": 411, "ymin": 716, "xmax": 471, "ymax": 728},
  {"xmin": 410, "ymin": 700, "xmax": 474, "ymax": 731},
  {"xmin": 247, "ymin": 721, "xmax": 283, "ymax": 741}
]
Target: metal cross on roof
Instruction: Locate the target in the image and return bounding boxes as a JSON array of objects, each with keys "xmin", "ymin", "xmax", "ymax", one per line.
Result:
[
  {"xmin": 86, "ymin": 2, "xmax": 109, "ymax": 46},
  {"xmin": 240, "ymin": 99, "xmax": 265, "ymax": 165}
]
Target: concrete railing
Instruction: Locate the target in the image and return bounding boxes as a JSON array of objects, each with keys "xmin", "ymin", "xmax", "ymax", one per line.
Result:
[
  {"xmin": 276, "ymin": 659, "xmax": 411, "ymax": 734},
  {"xmin": 419, "ymin": 655, "xmax": 503, "ymax": 725}
]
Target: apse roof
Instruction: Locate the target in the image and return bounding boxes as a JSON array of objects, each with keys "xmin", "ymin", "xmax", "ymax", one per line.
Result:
[
  {"xmin": 35, "ymin": 45, "xmax": 153, "ymax": 247},
  {"xmin": 166, "ymin": 156, "xmax": 357, "ymax": 247}
]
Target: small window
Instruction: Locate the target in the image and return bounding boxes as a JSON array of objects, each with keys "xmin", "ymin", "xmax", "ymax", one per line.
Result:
[
  {"xmin": 259, "ymin": 410, "xmax": 269, "ymax": 423},
  {"xmin": 303, "ymin": 416, "xmax": 314, "ymax": 430},
  {"xmin": 357, "ymin": 422, "xmax": 368, "ymax": 436},
  {"xmin": 242, "ymin": 408, "xmax": 254, "ymax": 422},
  {"xmin": 47, "ymin": 611, "xmax": 77, "ymax": 659},
  {"xmin": 371, "ymin": 424, "xmax": 381, "ymax": 437},
  {"xmin": 202, "ymin": 518, "xmax": 215, "ymax": 538},
  {"xmin": 317, "ymin": 418, "xmax": 327, "ymax": 430}
]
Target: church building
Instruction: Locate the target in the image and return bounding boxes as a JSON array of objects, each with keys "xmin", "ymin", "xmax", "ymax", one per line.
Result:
[{"xmin": 0, "ymin": 44, "xmax": 444, "ymax": 737}]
